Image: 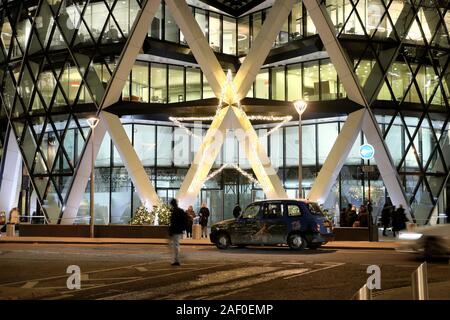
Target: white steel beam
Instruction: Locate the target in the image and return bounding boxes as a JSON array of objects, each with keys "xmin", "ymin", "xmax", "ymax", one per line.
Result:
[
  {"xmin": 178, "ymin": 106, "xmax": 287, "ymax": 208},
  {"xmin": 102, "ymin": 0, "xmax": 161, "ymax": 109},
  {"xmin": 304, "ymin": 0, "xmax": 411, "ymax": 214},
  {"xmin": 234, "ymin": 0, "xmax": 296, "ymax": 101},
  {"xmin": 308, "ymin": 109, "xmax": 365, "ymax": 203},
  {"xmin": 0, "ymin": 130, "xmax": 22, "ymax": 218},
  {"xmin": 100, "ymin": 112, "xmax": 160, "ymax": 208},
  {"xmin": 302, "ymin": 0, "xmax": 367, "ymax": 107},
  {"xmin": 362, "ymin": 112, "xmax": 410, "ymax": 218},
  {"xmin": 62, "ymin": 122, "xmax": 107, "ymax": 224},
  {"xmin": 62, "ymin": 0, "xmax": 161, "ymax": 223},
  {"xmin": 165, "ymin": 0, "xmax": 227, "ymax": 100}
]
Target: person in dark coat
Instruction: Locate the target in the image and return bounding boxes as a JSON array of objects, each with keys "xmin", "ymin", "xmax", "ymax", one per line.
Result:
[
  {"xmin": 357, "ymin": 205, "xmax": 369, "ymax": 227},
  {"xmin": 392, "ymin": 204, "xmax": 408, "ymax": 237},
  {"xmin": 233, "ymin": 203, "xmax": 242, "ymax": 219},
  {"xmin": 347, "ymin": 205, "xmax": 358, "ymax": 227},
  {"xmin": 185, "ymin": 205, "xmax": 195, "ymax": 238},
  {"xmin": 199, "ymin": 203, "xmax": 210, "ymax": 238},
  {"xmin": 169, "ymin": 198, "xmax": 187, "ymax": 266},
  {"xmin": 340, "ymin": 204, "xmax": 352, "ymax": 227},
  {"xmin": 381, "ymin": 203, "xmax": 392, "ymax": 236}
]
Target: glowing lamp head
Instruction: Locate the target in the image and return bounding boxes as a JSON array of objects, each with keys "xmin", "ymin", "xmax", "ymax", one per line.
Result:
[
  {"xmin": 87, "ymin": 116, "xmax": 100, "ymax": 129},
  {"xmin": 293, "ymin": 100, "xmax": 308, "ymax": 116}
]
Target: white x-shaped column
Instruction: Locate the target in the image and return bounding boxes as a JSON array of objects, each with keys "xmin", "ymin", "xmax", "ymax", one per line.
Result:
[
  {"xmin": 166, "ymin": 0, "xmax": 296, "ymax": 207},
  {"xmin": 63, "ymin": 0, "xmax": 161, "ymax": 223},
  {"xmin": 303, "ymin": 0, "xmax": 411, "ymax": 217}
]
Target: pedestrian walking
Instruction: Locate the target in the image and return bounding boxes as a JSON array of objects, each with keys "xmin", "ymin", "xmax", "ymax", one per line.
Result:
[
  {"xmin": 199, "ymin": 203, "xmax": 210, "ymax": 238},
  {"xmin": 381, "ymin": 203, "xmax": 392, "ymax": 236},
  {"xmin": 392, "ymin": 204, "xmax": 408, "ymax": 237},
  {"xmin": 185, "ymin": 205, "xmax": 196, "ymax": 238},
  {"xmin": 233, "ymin": 203, "xmax": 242, "ymax": 219},
  {"xmin": 168, "ymin": 199, "xmax": 188, "ymax": 266}
]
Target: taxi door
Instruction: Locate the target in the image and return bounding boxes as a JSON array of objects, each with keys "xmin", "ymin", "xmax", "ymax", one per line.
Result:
[
  {"xmin": 231, "ymin": 203, "xmax": 262, "ymax": 245},
  {"xmin": 257, "ymin": 202, "xmax": 287, "ymax": 245}
]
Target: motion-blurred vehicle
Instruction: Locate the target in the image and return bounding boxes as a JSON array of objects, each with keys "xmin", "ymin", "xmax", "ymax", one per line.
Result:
[
  {"xmin": 210, "ymin": 199, "xmax": 334, "ymax": 250},
  {"xmin": 398, "ymin": 224, "xmax": 450, "ymax": 259}
]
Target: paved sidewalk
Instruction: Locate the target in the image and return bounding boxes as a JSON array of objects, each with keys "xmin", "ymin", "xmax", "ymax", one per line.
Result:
[{"xmin": 0, "ymin": 235, "xmax": 399, "ymax": 250}]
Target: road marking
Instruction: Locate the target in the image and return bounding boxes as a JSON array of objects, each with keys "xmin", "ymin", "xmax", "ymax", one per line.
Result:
[
  {"xmin": 281, "ymin": 262, "xmax": 305, "ymax": 266},
  {"xmin": 54, "ymin": 264, "xmax": 225, "ymax": 298},
  {"xmin": 136, "ymin": 267, "xmax": 148, "ymax": 272},
  {"xmin": 283, "ymin": 263, "xmax": 345, "ymax": 280},
  {"xmin": 0, "ymin": 261, "xmax": 165, "ymax": 287},
  {"xmin": 21, "ymin": 281, "xmax": 39, "ymax": 289},
  {"xmin": 206, "ymin": 287, "xmax": 250, "ymax": 300}
]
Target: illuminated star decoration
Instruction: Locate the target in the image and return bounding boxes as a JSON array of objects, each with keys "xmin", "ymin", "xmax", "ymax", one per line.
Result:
[{"xmin": 169, "ymin": 69, "xmax": 292, "ymax": 138}]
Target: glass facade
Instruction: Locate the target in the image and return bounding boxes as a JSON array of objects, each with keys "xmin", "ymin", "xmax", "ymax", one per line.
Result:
[{"xmin": 38, "ymin": 116, "xmax": 441, "ymax": 225}]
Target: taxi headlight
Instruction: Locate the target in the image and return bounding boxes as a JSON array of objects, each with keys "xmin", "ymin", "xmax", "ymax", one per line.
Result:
[{"xmin": 399, "ymin": 232, "xmax": 423, "ymax": 240}]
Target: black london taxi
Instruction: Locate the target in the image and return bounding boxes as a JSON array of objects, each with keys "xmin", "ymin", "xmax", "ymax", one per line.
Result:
[{"xmin": 210, "ymin": 199, "xmax": 334, "ymax": 250}]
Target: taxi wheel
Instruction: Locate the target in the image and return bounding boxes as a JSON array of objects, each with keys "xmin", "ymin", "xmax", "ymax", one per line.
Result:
[
  {"xmin": 288, "ymin": 234, "xmax": 307, "ymax": 251},
  {"xmin": 216, "ymin": 233, "xmax": 231, "ymax": 250}
]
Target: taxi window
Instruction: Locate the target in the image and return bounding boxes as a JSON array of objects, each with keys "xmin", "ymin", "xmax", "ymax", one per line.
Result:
[
  {"xmin": 242, "ymin": 204, "xmax": 260, "ymax": 219},
  {"xmin": 262, "ymin": 203, "xmax": 283, "ymax": 219},
  {"xmin": 287, "ymin": 204, "xmax": 302, "ymax": 217}
]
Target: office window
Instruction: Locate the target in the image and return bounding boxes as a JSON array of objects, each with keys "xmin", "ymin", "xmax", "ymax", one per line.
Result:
[
  {"xmin": 131, "ymin": 61, "xmax": 149, "ymax": 103},
  {"xmin": 238, "ymin": 16, "xmax": 249, "ymax": 55},
  {"xmin": 134, "ymin": 124, "xmax": 155, "ymax": 166},
  {"xmin": 287, "ymin": 64, "xmax": 302, "ymax": 101},
  {"xmin": 255, "ymin": 69, "xmax": 269, "ymax": 99},
  {"xmin": 223, "ymin": 16, "xmax": 236, "ymax": 55},
  {"xmin": 150, "ymin": 63, "xmax": 166, "ymax": 103},
  {"xmin": 271, "ymin": 67, "xmax": 285, "ymax": 101},
  {"xmin": 168, "ymin": 66, "xmax": 184, "ymax": 103},
  {"xmin": 157, "ymin": 126, "xmax": 173, "ymax": 166},
  {"xmin": 186, "ymin": 67, "xmax": 201, "ymax": 101},
  {"xmin": 303, "ymin": 61, "xmax": 319, "ymax": 101},
  {"xmin": 195, "ymin": 9, "xmax": 207, "ymax": 37},
  {"xmin": 318, "ymin": 123, "xmax": 338, "ymax": 164},
  {"xmin": 164, "ymin": 7, "xmax": 178, "ymax": 42},
  {"xmin": 209, "ymin": 13, "xmax": 221, "ymax": 52},
  {"xmin": 291, "ymin": 1, "xmax": 303, "ymax": 39},
  {"xmin": 320, "ymin": 59, "xmax": 338, "ymax": 100}
]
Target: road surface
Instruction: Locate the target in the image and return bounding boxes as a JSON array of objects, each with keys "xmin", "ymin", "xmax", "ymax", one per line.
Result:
[{"xmin": 0, "ymin": 243, "xmax": 448, "ymax": 300}]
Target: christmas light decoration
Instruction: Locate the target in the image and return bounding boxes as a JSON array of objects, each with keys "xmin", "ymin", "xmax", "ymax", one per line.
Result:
[{"xmin": 204, "ymin": 163, "xmax": 260, "ymax": 186}]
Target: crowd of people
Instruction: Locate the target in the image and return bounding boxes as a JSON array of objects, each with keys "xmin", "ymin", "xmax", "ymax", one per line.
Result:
[
  {"xmin": 339, "ymin": 202, "xmax": 373, "ymax": 228},
  {"xmin": 380, "ymin": 203, "xmax": 409, "ymax": 237},
  {"xmin": 339, "ymin": 201, "xmax": 409, "ymax": 237}
]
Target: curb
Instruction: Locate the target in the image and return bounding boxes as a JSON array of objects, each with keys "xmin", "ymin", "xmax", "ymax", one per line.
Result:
[{"xmin": 0, "ymin": 238, "xmax": 398, "ymax": 250}]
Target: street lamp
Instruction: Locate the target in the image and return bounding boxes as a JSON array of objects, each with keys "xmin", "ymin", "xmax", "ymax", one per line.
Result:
[
  {"xmin": 293, "ymin": 100, "xmax": 307, "ymax": 199},
  {"xmin": 87, "ymin": 116, "xmax": 99, "ymax": 238}
]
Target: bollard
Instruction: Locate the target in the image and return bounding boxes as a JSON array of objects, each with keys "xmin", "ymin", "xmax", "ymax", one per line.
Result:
[
  {"xmin": 352, "ymin": 284, "xmax": 372, "ymax": 300},
  {"xmin": 411, "ymin": 262, "xmax": 429, "ymax": 300}
]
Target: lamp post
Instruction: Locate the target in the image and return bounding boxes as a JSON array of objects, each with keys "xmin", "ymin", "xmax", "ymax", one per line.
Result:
[
  {"xmin": 87, "ymin": 116, "xmax": 99, "ymax": 238},
  {"xmin": 293, "ymin": 100, "xmax": 307, "ymax": 199}
]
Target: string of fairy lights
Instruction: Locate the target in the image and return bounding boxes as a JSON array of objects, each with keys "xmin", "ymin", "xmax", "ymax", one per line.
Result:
[
  {"xmin": 177, "ymin": 69, "xmax": 291, "ymax": 189},
  {"xmin": 205, "ymin": 163, "xmax": 260, "ymax": 186},
  {"xmin": 168, "ymin": 70, "xmax": 293, "ymax": 139}
]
